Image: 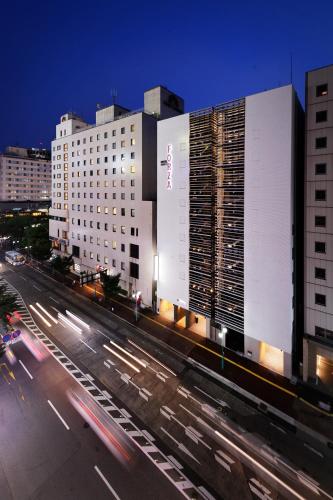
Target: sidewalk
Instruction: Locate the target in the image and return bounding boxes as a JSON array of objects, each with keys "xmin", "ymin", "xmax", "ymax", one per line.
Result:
[{"xmin": 27, "ymin": 261, "xmax": 333, "ymax": 443}]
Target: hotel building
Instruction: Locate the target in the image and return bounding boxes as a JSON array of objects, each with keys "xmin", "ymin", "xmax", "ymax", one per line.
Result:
[
  {"xmin": 157, "ymin": 85, "xmax": 304, "ymax": 378},
  {"xmin": 303, "ymin": 65, "xmax": 333, "ymax": 393},
  {"xmin": 0, "ymin": 146, "xmax": 51, "ymax": 202},
  {"xmin": 49, "ymin": 86, "xmax": 183, "ymax": 306}
]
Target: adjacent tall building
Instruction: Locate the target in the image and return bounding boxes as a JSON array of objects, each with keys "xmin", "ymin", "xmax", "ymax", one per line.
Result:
[
  {"xmin": 0, "ymin": 146, "xmax": 51, "ymax": 202},
  {"xmin": 157, "ymin": 85, "xmax": 304, "ymax": 378},
  {"xmin": 49, "ymin": 86, "xmax": 183, "ymax": 306},
  {"xmin": 303, "ymin": 65, "xmax": 333, "ymax": 393}
]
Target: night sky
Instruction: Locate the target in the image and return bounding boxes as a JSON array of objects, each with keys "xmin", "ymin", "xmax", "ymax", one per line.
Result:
[{"xmin": 1, "ymin": 0, "xmax": 333, "ymax": 152}]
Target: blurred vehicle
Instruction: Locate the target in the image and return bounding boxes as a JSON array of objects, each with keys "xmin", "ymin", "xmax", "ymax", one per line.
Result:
[
  {"xmin": 5, "ymin": 251, "xmax": 25, "ymax": 266},
  {"xmin": 21, "ymin": 331, "xmax": 50, "ymax": 362},
  {"xmin": 67, "ymin": 387, "xmax": 134, "ymax": 466}
]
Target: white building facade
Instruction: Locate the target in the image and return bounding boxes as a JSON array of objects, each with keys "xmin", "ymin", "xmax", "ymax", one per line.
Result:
[
  {"xmin": 49, "ymin": 86, "xmax": 183, "ymax": 306},
  {"xmin": 0, "ymin": 146, "xmax": 51, "ymax": 202},
  {"xmin": 157, "ymin": 85, "xmax": 303, "ymax": 378}
]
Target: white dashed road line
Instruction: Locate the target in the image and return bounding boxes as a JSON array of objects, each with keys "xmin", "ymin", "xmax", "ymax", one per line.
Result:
[
  {"xmin": 47, "ymin": 400, "xmax": 70, "ymax": 431},
  {"xmin": 94, "ymin": 465, "xmax": 121, "ymax": 500},
  {"xmin": 19, "ymin": 359, "xmax": 34, "ymax": 380}
]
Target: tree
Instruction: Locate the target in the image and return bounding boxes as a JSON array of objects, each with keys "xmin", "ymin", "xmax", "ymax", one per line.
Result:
[
  {"xmin": 51, "ymin": 255, "xmax": 74, "ymax": 275},
  {"xmin": 22, "ymin": 222, "xmax": 51, "ymax": 261},
  {"xmin": 100, "ymin": 272, "xmax": 121, "ymax": 301},
  {"xmin": 0, "ymin": 284, "xmax": 19, "ymax": 327}
]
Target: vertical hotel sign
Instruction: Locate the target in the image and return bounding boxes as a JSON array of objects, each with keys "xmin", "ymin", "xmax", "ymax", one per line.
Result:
[{"xmin": 166, "ymin": 144, "xmax": 173, "ymax": 190}]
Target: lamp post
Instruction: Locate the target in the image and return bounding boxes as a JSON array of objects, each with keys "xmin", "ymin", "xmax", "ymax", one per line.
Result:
[{"xmin": 218, "ymin": 326, "xmax": 228, "ymax": 370}]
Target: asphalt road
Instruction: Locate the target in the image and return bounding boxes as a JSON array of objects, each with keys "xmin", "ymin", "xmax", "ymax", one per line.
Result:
[
  {"xmin": 1, "ymin": 261, "xmax": 333, "ymax": 500},
  {"xmin": 0, "ymin": 335, "xmax": 184, "ymax": 500}
]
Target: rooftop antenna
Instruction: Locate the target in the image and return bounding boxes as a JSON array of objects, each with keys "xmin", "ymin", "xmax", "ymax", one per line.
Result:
[{"xmin": 111, "ymin": 88, "xmax": 117, "ymax": 105}]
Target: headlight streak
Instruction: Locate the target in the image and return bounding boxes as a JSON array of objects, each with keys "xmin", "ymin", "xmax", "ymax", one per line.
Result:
[
  {"xmin": 58, "ymin": 313, "xmax": 82, "ymax": 334},
  {"xmin": 29, "ymin": 304, "xmax": 52, "ymax": 327},
  {"xmin": 110, "ymin": 341, "xmax": 147, "ymax": 368},
  {"xmin": 65, "ymin": 310, "xmax": 90, "ymax": 329},
  {"xmin": 36, "ymin": 302, "xmax": 58, "ymax": 324},
  {"xmin": 103, "ymin": 344, "xmax": 140, "ymax": 373}
]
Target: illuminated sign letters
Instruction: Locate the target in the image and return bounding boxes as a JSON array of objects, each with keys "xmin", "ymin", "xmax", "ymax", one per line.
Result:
[{"xmin": 166, "ymin": 144, "xmax": 173, "ymax": 190}]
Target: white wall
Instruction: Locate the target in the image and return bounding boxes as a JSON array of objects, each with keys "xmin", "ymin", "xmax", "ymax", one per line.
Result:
[
  {"xmin": 244, "ymin": 85, "xmax": 294, "ymax": 354},
  {"xmin": 157, "ymin": 113, "xmax": 190, "ymax": 309}
]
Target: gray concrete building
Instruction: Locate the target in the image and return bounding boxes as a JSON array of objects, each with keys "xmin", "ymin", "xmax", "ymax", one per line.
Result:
[{"xmin": 303, "ymin": 65, "xmax": 333, "ymax": 394}]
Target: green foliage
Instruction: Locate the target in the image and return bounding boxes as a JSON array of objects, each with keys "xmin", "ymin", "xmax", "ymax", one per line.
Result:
[
  {"xmin": 51, "ymin": 254, "xmax": 74, "ymax": 274},
  {"xmin": 0, "ymin": 284, "xmax": 18, "ymax": 326},
  {"xmin": 22, "ymin": 222, "xmax": 51, "ymax": 261},
  {"xmin": 100, "ymin": 272, "xmax": 121, "ymax": 300},
  {"xmin": 0, "ymin": 214, "xmax": 48, "ymax": 242}
]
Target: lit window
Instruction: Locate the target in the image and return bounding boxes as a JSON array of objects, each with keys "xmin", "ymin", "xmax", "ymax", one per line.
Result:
[
  {"xmin": 130, "ymin": 138, "xmax": 135, "ymax": 146},
  {"xmin": 112, "ymin": 240, "xmax": 117, "ymax": 249},
  {"xmin": 97, "ymin": 206, "xmax": 101, "ymax": 213},
  {"xmin": 130, "ymin": 165, "xmax": 136, "ymax": 173},
  {"xmin": 112, "ymin": 207, "xmax": 117, "ymax": 215},
  {"xmin": 112, "ymin": 224, "xmax": 116, "ymax": 232},
  {"xmin": 121, "ymin": 226, "xmax": 125, "ymax": 234},
  {"xmin": 316, "ymin": 84, "xmax": 328, "ymax": 97},
  {"xmin": 104, "ymin": 207, "xmax": 108, "ymax": 214}
]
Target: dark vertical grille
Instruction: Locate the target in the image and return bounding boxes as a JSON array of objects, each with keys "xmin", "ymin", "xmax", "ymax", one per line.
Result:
[
  {"xmin": 189, "ymin": 109, "xmax": 215, "ymax": 317},
  {"xmin": 214, "ymin": 100, "xmax": 245, "ymax": 332}
]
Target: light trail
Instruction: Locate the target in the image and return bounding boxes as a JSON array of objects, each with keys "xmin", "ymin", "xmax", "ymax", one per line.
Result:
[
  {"xmin": 110, "ymin": 341, "xmax": 147, "ymax": 368},
  {"xmin": 103, "ymin": 344, "xmax": 140, "ymax": 373},
  {"xmin": 66, "ymin": 310, "xmax": 90, "ymax": 329},
  {"xmin": 215, "ymin": 430, "xmax": 305, "ymax": 500},
  {"xmin": 29, "ymin": 304, "xmax": 52, "ymax": 327},
  {"xmin": 58, "ymin": 313, "xmax": 82, "ymax": 334},
  {"xmin": 127, "ymin": 339, "xmax": 177, "ymax": 376},
  {"xmin": 36, "ymin": 302, "xmax": 58, "ymax": 324}
]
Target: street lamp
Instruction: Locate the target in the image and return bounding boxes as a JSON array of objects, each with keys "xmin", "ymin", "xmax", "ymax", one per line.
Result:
[{"xmin": 218, "ymin": 326, "xmax": 228, "ymax": 370}]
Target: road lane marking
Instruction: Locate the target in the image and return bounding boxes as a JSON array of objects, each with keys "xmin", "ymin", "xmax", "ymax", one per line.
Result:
[
  {"xmin": 47, "ymin": 400, "xmax": 70, "ymax": 431},
  {"xmin": 33, "ymin": 284, "xmax": 42, "ymax": 291},
  {"xmin": 19, "ymin": 275, "xmax": 27, "ymax": 281},
  {"xmin": 18, "ymin": 360, "xmax": 34, "ymax": 380},
  {"xmin": 103, "ymin": 344, "xmax": 140, "ymax": 373},
  {"xmin": 214, "ymin": 430, "xmax": 305, "ymax": 500},
  {"xmin": 127, "ymin": 339, "xmax": 176, "ymax": 376},
  {"xmin": 79, "ymin": 339, "xmax": 97, "ymax": 354},
  {"xmin": 49, "ymin": 296, "xmax": 60, "ymax": 304},
  {"xmin": 94, "ymin": 466, "xmax": 121, "ymax": 500}
]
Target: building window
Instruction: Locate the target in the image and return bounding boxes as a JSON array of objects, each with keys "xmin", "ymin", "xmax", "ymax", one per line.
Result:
[
  {"xmin": 104, "ymin": 207, "xmax": 109, "ymax": 214},
  {"xmin": 121, "ymin": 226, "xmax": 125, "ymax": 234},
  {"xmin": 131, "ymin": 209, "xmax": 135, "ymax": 217},
  {"xmin": 316, "ymin": 137, "xmax": 327, "ymax": 149},
  {"xmin": 121, "ymin": 243, "xmax": 125, "ymax": 252},
  {"xmin": 315, "ymin": 190, "xmax": 326, "ymax": 201},
  {"xmin": 315, "ymin": 215, "xmax": 326, "ymax": 227},
  {"xmin": 315, "ymin": 293, "xmax": 326, "ymax": 307},
  {"xmin": 121, "ymin": 166, "xmax": 125, "ymax": 174},
  {"xmin": 130, "ymin": 262, "xmax": 139, "ymax": 279},
  {"xmin": 112, "ymin": 168, "xmax": 116, "ymax": 175},
  {"xmin": 131, "ymin": 193, "xmax": 135, "ymax": 200},
  {"xmin": 104, "ymin": 223, "xmax": 108, "ymax": 231},
  {"xmin": 315, "ymin": 267, "xmax": 326, "ymax": 280},
  {"xmin": 315, "ymin": 326, "xmax": 333, "ymax": 340},
  {"xmin": 90, "ymin": 252, "xmax": 94, "ymax": 259},
  {"xmin": 316, "ymin": 110, "xmax": 327, "ymax": 123},
  {"xmin": 112, "ymin": 130, "xmax": 116, "ymax": 137},
  {"xmin": 130, "ymin": 227, "xmax": 135, "ymax": 236},
  {"xmin": 121, "ymin": 193, "xmax": 125, "ymax": 200},
  {"xmin": 112, "ymin": 207, "xmax": 117, "ymax": 215},
  {"xmin": 104, "ymin": 132, "xmax": 108, "ymax": 139},
  {"xmin": 121, "ymin": 140, "xmax": 125, "ymax": 148},
  {"xmin": 121, "ymin": 262, "xmax": 125, "ymax": 271},
  {"xmin": 315, "ymin": 163, "xmax": 327, "ymax": 175},
  {"xmin": 130, "ymin": 124, "xmax": 135, "ymax": 132},
  {"xmin": 104, "ymin": 240, "xmax": 108, "ymax": 247},
  {"xmin": 112, "ymin": 224, "xmax": 116, "ymax": 232},
  {"xmin": 316, "ymin": 84, "xmax": 328, "ymax": 97},
  {"xmin": 112, "ymin": 241, "xmax": 117, "ymax": 249},
  {"xmin": 97, "ymin": 206, "xmax": 101, "ymax": 213},
  {"xmin": 131, "ymin": 179, "xmax": 135, "ymax": 187},
  {"xmin": 121, "ymin": 127, "xmax": 125, "ymax": 134},
  {"xmin": 130, "ymin": 243, "xmax": 139, "ymax": 259},
  {"xmin": 121, "ymin": 208, "xmax": 125, "ymax": 216},
  {"xmin": 130, "ymin": 166, "xmax": 136, "ymax": 174},
  {"xmin": 112, "ymin": 155, "xmax": 116, "ymax": 162}
]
